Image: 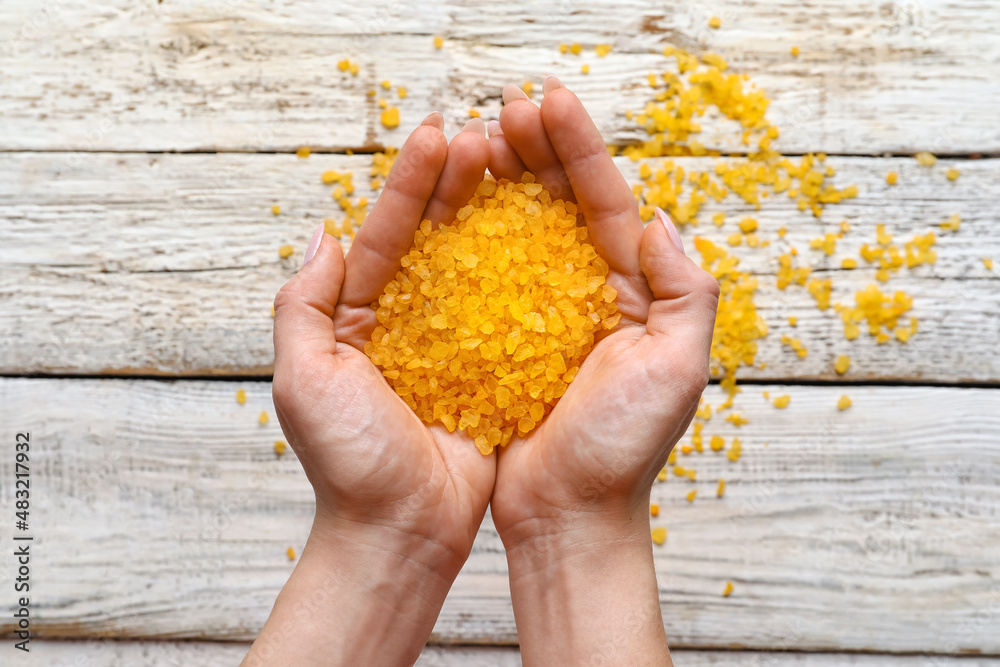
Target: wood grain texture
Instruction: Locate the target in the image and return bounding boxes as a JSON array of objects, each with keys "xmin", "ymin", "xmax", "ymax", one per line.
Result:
[
  {"xmin": 2, "ymin": 152, "xmax": 997, "ymax": 381},
  {"xmin": 20, "ymin": 641, "xmax": 522, "ymax": 666},
  {"xmin": 1, "ymin": 378, "xmax": 997, "ymax": 653},
  {"xmin": 1, "ymin": 0, "xmax": 998, "ymax": 153},
  {"xmin": 20, "ymin": 641, "xmax": 1000, "ymax": 666}
]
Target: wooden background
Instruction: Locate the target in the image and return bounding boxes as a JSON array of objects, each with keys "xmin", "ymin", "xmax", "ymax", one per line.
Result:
[{"xmin": 1, "ymin": 0, "xmax": 999, "ymax": 664}]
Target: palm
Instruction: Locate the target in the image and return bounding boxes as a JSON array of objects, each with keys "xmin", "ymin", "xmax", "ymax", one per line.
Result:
[
  {"xmin": 272, "ymin": 114, "xmax": 495, "ymax": 561},
  {"xmin": 485, "ymin": 82, "xmax": 718, "ymax": 540},
  {"xmin": 285, "ymin": 340, "xmax": 491, "ymax": 556}
]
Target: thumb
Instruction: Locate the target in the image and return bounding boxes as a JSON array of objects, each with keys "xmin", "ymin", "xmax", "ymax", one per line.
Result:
[
  {"xmin": 273, "ymin": 224, "xmax": 346, "ymax": 371},
  {"xmin": 639, "ymin": 207, "xmax": 720, "ymax": 350}
]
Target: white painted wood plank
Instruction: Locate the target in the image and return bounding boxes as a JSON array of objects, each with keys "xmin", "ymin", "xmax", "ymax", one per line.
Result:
[
  {"xmin": 1, "ymin": 1, "xmax": 998, "ymax": 152},
  {"xmin": 1, "ymin": 152, "xmax": 997, "ymax": 381},
  {"xmin": 18, "ymin": 641, "xmax": 522, "ymax": 666},
  {"xmin": 0, "ymin": 379, "xmax": 997, "ymax": 653},
  {"xmin": 19, "ymin": 641, "xmax": 1000, "ymax": 666}
]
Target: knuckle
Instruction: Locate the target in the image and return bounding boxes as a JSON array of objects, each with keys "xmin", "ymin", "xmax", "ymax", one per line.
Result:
[
  {"xmin": 273, "ymin": 281, "xmax": 302, "ymax": 317},
  {"xmin": 695, "ymin": 268, "xmax": 722, "ymax": 299}
]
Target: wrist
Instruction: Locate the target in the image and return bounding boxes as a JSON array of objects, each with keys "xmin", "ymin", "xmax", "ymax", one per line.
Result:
[
  {"xmin": 499, "ymin": 506, "xmax": 671, "ymax": 667},
  {"xmin": 243, "ymin": 513, "xmax": 462, "ymax": 667},
  {"xmin": 311, "ymin": 500, "xmax": 470, "ymax": 582}
]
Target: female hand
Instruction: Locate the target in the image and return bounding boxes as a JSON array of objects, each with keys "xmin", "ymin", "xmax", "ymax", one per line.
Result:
[
  {"xmin": 486, "ymin": 78, "xmax": 720, "ymax": 666},
  {"xmin": 244, "ymin": 115, "xmax": 496, "ymax": 667}
]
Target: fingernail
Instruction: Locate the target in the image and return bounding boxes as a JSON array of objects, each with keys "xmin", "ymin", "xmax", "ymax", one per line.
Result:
[
  {"xmin": 303, "ymin": 223, "xmax": 326, "ymax": 267},
  {"xmin": 421, "ymin": 111, "xmax": 444, "ymax": 130},
  {"xmin": 542, "ymin": 76, "xmax": 564, "ymax": 94},
  {"xmin": 501, "ymin": 83, "xmax": 530, "ymax": 104},
  {"xmin": 654, "ymin": 207, "xmax": 685, "ymax": 255},
  {"xmin": 487, "ymin": 120, "xmax": 502, "ymax": 138},
  {"xmin": 462, "ymin": 117, "xmax": 486, "ymax": 136}
]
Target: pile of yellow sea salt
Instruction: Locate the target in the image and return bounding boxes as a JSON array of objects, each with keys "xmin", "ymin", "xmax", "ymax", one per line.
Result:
[{"xmin": 364, "ymin": 175, "xmax": 620, "ymax": 454}]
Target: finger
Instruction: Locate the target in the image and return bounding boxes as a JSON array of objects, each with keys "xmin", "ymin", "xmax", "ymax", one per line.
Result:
[
  {"xmin": 273, "ymin": 225, "xmax": 346, "ymax": 373},
  {"xmin": 539, "ymin": 77, "xmax": 644, "ymax": 278},
  {"xmin": 340, "ymin": 114, "xmax": 448, "ymax": 307},
  {"xmin": 497, "ymin": 84, "xmax": 575, "ymax": 202},
  {"xmin": 421, "ymin": 118, "xmax": 491, "ymax": 225},
  {"xmin": 486, "ymin": 121, "xmax": 528, "ymax": 182},
  {"xmin": 640, "ymin": 208, "xmax": 720, "ymax": 342}
]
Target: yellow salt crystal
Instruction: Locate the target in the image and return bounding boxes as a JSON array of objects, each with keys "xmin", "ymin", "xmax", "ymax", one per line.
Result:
[
  {"xmin": 296, "ymin": 146, "xmax": 311, "ymax": 158},
  {"xmin": 650, "ymin": 504, "xmax": 660, "ymax": 517},
  {"xmin": 569, "ymin": 42, "xmax": 582, "ymax": 55},
  {"xmin": 367, "ymin": 176, "xmax": 620, "ymax": 451},
  {"xmin": 717, "ymin": 478, "xmax": 726, "ymax": 498},
  {"xmin": 710, "ymin": 435, "xmax": 725, "ymax": 452},
  {"xmin": 837, "ymin": 395, "xmax": 852, "ymax": 410},
  {"xmin": 886, "ymin": 171, "xmax": 898, "ymax": 185},
  {"xmin": 841, "ymin": 258, "xmax": 858, "ymax": 269},
  {"xmin": 772, "ymin": 395, "xmax": 790, "ymax": 409},
  {"xmin": 259, "ymin": 411, "xmax": 269, "ymax": 425},
  {"xmin": 984, "ymin": 258, "xmax": 994, "ymax": 271},
  {"xmin": 686, "ymin": 490, "xmax": 697, "ymax": 503},
  {"xmin": 651, "ymin": 527, "xmax": 667, "ymax": 545},
  {"xmin": 940, "ymin": 214, "xmax": 961, "ymax": 233},
  {"xmin": 726, "ymin": 437, "xmax": 743, "ymax": 463},
  {"xmin": 946, "ymin": 168, "xmax": 960, "ymax": 181},
  {"xmin": 433, "ymin": 35, "xmax": 444, "ymax": 49},
  {"xmin": 397, "ymin": 86, "xmax": 408, "ymax": 99},
  {"xmin": 468, "ymin": 108, "xmax": 481, "ymax": 118},
  {"xmin": 686, "ymin": 469, "xmax": 697, "ymax": 482},
  {"xmin": 522, "ymin": 81, "xmax": 534, "ymax": 96},
  {"xmin": 658, "ymin": 466, "xmax": 669, "ymax": 481},
  {"xmin": 915, "ymin": 152, "xmax": 937, "ymax": 167},
  {"xmin": 725, "ymin": 413, "xmax": 749, "ymax": 426},
  {"xmin": 381, "ymin": 107, "xmax": 400, "ymax": 129},
  {"xmin": 581, "ymin": 64, "xmax": 590, "ymax": 74},
  {"xmin": 673, "ymin": 465, "xmax": 687, "ymax": 477},
  {"xmin": 271, "ymin": 205, "xmax": 281, "ymax": 216},
  {"xmin": 708, "ymin": 16, "xmax": 722, "ymax": 29},
  {"xmin": 286, "ymin": 547, "xmax": 296, "ymax": 561},
  {"xmin": 723, "ymin": 581, "xmax": 734, "ymax": 597},
  {"xmin": 835, "ymin": 355, "xmax": 850, "ymax": 375},
  {"xmin": 278, "ymin": 245, "xmax": 294, "ymax": 259},
  {"xmin": 235, "ymin": 389, "xmax": 246, "ymax": 405},
  {"xmin": 790, "ymin": 45, "xmax": 800, "ymax": 57},
  {"xmin": 595, "ymin": 43, "xmax": 613, "ymax": 57},
  {"xmin": 274, "ymin": 440, "xmax": 287, "ymax": 456},
  {"xmin": 348, "ymin": 62, "xmax": 359, "ymax": 76}
]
